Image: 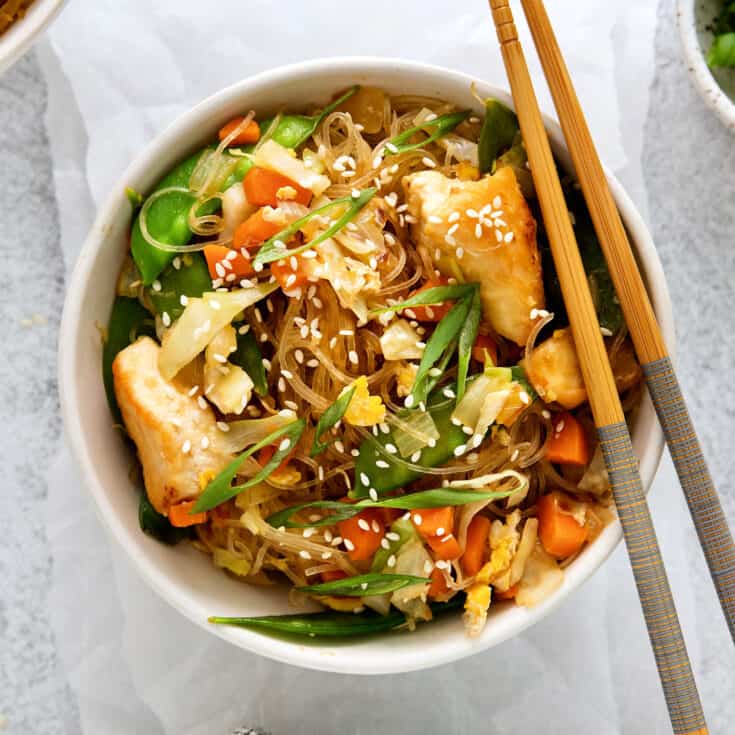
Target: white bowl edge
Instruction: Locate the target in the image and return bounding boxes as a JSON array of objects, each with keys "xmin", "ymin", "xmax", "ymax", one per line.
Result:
[
  {"xmin": 0, "ymin": 0, "xmax": 67, "ymax": 76},
  {"xmin": 677, "ymin": 0, "xmax": 735, "ymax": 131},
  {"xmin": 59, "ymin": 57, "xmax": 673, "ymax": 675}
]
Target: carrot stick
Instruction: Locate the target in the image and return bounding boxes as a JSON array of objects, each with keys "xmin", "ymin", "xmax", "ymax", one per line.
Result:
[
  {"xmin": 545, "ymin": 412, "xmax": 590, "ymax": 466},
  {"xmin": 203, "ymin": 245, "xmax": 254, "ymax": 280},
  {"xmin": 538, "ymin": 491, "xmax": 588, "ymax": 559},
  {"xmin": 233, "ymin": 209, "xmax": 285, "ymax": 250},
  {"xmin": 243, "ymin": 167, "xmax": 312, "ymax": 207},
  {"xmin": 168, "ymin": 501, "xmax": 207, "ymax": 528},
  {"xmin": 219, "ymin": 117, "xmax": 261, "ymax": 145},
  {"xmin": 411, "ymin": 507, "xmax": 454, "ymax": 538},
  {"xmin": 337, "ymin": 508, "xmax": 385, "ymax": 561},
  {"xmin": 461, "ymin": 515, "xmax": 491, "ymax": 576}
]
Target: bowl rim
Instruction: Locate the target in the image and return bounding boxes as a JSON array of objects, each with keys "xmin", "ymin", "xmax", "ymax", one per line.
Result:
[
  {"xmin": 0, "ymin": 0, "xmax": 67, "ymax": 76},
  {"xmin": 59, "ymin": 56, "xmax": 673, "ymax": 675},
  {"xmin": 677, "ymin": 0, "xmax": 735, "ymax": 131}
]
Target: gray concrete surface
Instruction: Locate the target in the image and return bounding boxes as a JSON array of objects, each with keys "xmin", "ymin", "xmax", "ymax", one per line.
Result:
[{"xmin": 0, "ymin": 0, "xmax": 732, "ymax": 732}]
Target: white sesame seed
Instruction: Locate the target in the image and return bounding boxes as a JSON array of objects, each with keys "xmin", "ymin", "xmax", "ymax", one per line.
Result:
[
  {"xmin": 351, "ymin": 448, "xmax": 360, "ymax": 457},
  {"xmin": 456, "ymin": 247, "xmax": 464, "ymax": 259},
  {"xmin": 410, "ymin": 450, "xmax": 422, "ymax": 463},
  {"xmin": 423, "ymin": 560, "xmax": 434, "ymax": 574},
  {"xmin": 386, "ymin": 142, "xmax": 398, "ymax": 153},
  {"xmin": 436, "ymin": 560, "xmax": 449, "ymax": 570},
  {"xmin": 519, "ymin": 390, "xmax": 530, "ymax": 405},
  {"xmin": 306, "ymin": 359, "xmax": 319, "ymax": 368},
  {"xmin": 542, "ymin": 409, "xmax": 551, "ymax": 419},
  {"xmin": 453, "ymin": 444, "xmax": 467, "ymax": 457},
  {"xmin": 413, "ymin": 513, "xmax": 423, "ymax": 525},
  {"xmin": 474, "ymin": 223, "xmax": 483, "ymax": 238},
  {"xmin": 436, "ymin": 527, "xmax": 445, "ymax": 536},
  {"xmin": 299, "ymin": 550, "xmax": 312, "ymax": 560},
  {"xmin": 493, "ymin": 195, "xmax": 502, "ymax": 209},
  {"xmin": 151, "ymin": 279, "xmax": 162, "ymax": 292},
  {"xmin": 404, "ymin": 395, "xmax": 415, "ymax": 408},
  {"xmin": 380, "ymin": 538, "xmax": 390, "ymax": 550},
  {"xmin": 216, "ymin": 421, "xmax": 230, "ymax": 432},
  {"xmin": 321, "ymin": 551, "xmax": 333, "ymax": 560},
  {"xmin": 197, "ymin": 395, "xmax": 207, "ymax": 410},
  {"xmin": 324, "ymin": 530, "xmax": 333, "ymax": 542},
  {"xmin": 358, "ymin": 518, "xmax": 370, "ymax": 532},
  {"xmin": 187, "ymin": 385, "xmax": 199, "ymax": 397},
  {"xmin": 384, "ymin": 443, "xmax": 398, "ymax": 454},
  {"xmin": 375, "ymin": 459, "xmax": 390, "ymax": 469},
  {"xmin": 371, "ymin": 520, "xmax": 381, "ymax": 533},
  {"xmin": 450, "ymin": 417, "xmax": 462, "ymax": 426},
  {"xmin": 262, "ymin": 358, "xmax": 272, "ymax": 371},
  {"xmin": 443, "ymin": 387, "xmax": 456, "ymax": 399},
  {"xmin": 279, "ymin": 438, "xmax": 291, "ymax": 452},
  {"xmin": 181, "ymin": 440, "xmax": 191, "ymax": 454},
  {"xmin": 294, "ymin": 349, "xmax": 304, "ymax": 364},
  {"xmin": 348, "ymin": 350, "xmax": 359, "ymax": 365},
  {"xmin": 303, "ymin": 527, "xmax": 315, "ymax": 538},
  {"xmin": 511, "ymin": 449, "xmax": 520, "ymax": 462},
  {"xmin": 360, "ymin": 472, "xmax": 370, "ymax": 486},
  {"xmin": 179, "ymin": 294, "xmax": 189, "ymax": 307},
  {"xmin": 462, "ymin": 425, "xmax": 474, "ymax": 435},
  {"xmin": 422, "ymin": 156, "xmax": 437, "ymax": 168},
  {"xmin": 331, "ymin": 536, "xmax": 343, "ymax": 546},
  {"xmin": 600, "ymin": 327, "xmax": 613, "ymax": 337},
  {"xmin": 284, "ymin": 400, "xmax": 298, "ymax": 411},
  {"xmin": 369, "ymin": 488, "xmax": 379, "ymax": 502},
  {"xmin": 344, "ymin": 538, "xmax": 356, "ymax": 551},
  {"xmin": 318, "ymin": 465, "xmax": 325, "ymax": 481},
  {"xmin": 387, "ymin": 554, "xmax": 397, "ymax": 568},
  {"xmin": 556, "ymin": 420, "xmax": 565, "ymax": 434},
  {"xmin": 440, "ymin": 534, "xmax": 453, "ymax": 544}
]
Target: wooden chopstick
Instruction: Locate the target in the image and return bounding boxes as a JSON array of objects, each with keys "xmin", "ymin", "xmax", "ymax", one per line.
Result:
[
  {"xmin": 519, "ymin": 0, "xmax": 735, "ymax": 647},
  {"xmin": 487, "ymin": 2, "xmax": 708, "ymax": 733}
]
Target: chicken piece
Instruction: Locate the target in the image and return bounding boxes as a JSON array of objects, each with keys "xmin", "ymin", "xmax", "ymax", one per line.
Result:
[
  {"xmin": 113, "ymin": 337, "xmax": 234, "ymax": 514},
  {"xmin": 525, "ymin": 327, "xmax": 641, "ymax": 410},
  {"xmin": 402, "ymin": 167, "xmax": 544, "ymax": 345}
]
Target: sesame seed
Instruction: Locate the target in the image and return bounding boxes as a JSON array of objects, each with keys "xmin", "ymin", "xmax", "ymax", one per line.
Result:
[
  {"xmin": 428, "ymin": 215, "xmax": 442, "ymax": 224},
  {"xmin": 179, "ymin": 294, "xmax": 189, "ymax": 307},
  {"xmin": 318, "ymin": 465, "xmax": 325, "ymax": 481},
  {"xmin": 306, "ymin": 359, "xmax": 319, "ymax": 368},
  {"xmin": 436, "ymin": 527, "xmax": 445, "ymax": 536},
  {"xmin": 197, "ymin": 396, "xmax": 207, "ymax": 410},
  {"xmin": 410, "ymin": 450, "xmax": 422, "ymax": 463},
  {"xmin": 436, "ymin": 560, "xmax": 449, "ymax": 570},
  {"xmin": 303, "ymin": 527, "xmax": 315, "ymax": 538},
  {"xmin": 339, "ymin": 329, "xmax": 354, "ymax": 336},
  {"xmin": 321, "ymin": 551, "xmax": 333, "ymax": 560},
  {"xmin": 380, "ymin": 538, "xmax": 390, "ymax": 549},
  {"xmin": 445, "ymin": 233, "xmax": 457, "ymax": 246},
  {"xmin": 375, "ymin": 460, "xmax": 389, "ymax": 469},
  {"xmin": 371, "ymin": 520, "xmax": 381, "ymax": 533},
  {"xmin": 519, "ymin": 391, "xmax": 530, "ymax": 405},
  {"xmin": 511, "ymin": 449, "xmax": 520, "ymax": 462},
  {"xmin": 462, "ymin": 425, "xmax": 473, "ymax": 436},
  {"xmin": 456, "ymin": 247, "xmax": 464, "ymax": 259},
  {"xmin": 413, "ymin": 513, "xmax": 423, "ymax": 525},
  {"xmin": 369, "ymin": 488, "xmax": 379, "ymax": 501},
  {"xmin": 404, "ymin": 395, "xmax": 415, "ymax": 408},
  {"xmin": 277, "ymin": 377, "xmax": 286, "ymax": 392},
  {"xmin": 294, "ymin": 349, "xmax": 304, "ymax": 364},
  {"xmin": 453, "ymin": 444, "xmax": 467, "ymax": 457},
  {"xmin": 385, "ymin": 443, "xmax": 398, "ymax": 454},
  {"xmin": 151, "ymin": 279, "xmax": 162, "ymax": 292},
  {"xmin": 495, "ymin": 229, "xmax": 503, "ymax": 242},
  {"xmin": 386, "ymin": 142, "xmax": 398, "ymax": 153},
  {"xmin": 450, "ymin": 417, "xmax": 462, "ymax": 426},
  {"xmin": 334, "ymin": 440, "xmax": 345, "ymax": 453},
  {"xmin": 331, "ymin": 536, "xmax": 343, "ymax": 546},
  {"xmin": 387, "ymin": 554, "xmax": 397, "ymax": 568},
  {"xmin": 504, "ymin": 231, "xmax": 515, "ymax": 243},
  {"xmin": 324, "ymin": 530, "xmax": 333, "ymax": 542},
  {"xmin": 279, "ymin": 438, "xmax": 291, "ymax": 451},
  {"xmin": 542, "ymin": 410, "xmax": 551, "ymax": 419},
  {"xmin": 351, "ymin": 448, "xmax": 360, "ymax": 457},
  {"xmin": 493, "ymin": 195, "xmax": 502, "ymax": 209},
  {"xmin": 349, "ymin": 350, "xmax": 359, "ymax": 364},
  {"xmin": 358, "ymin": 518, "xmax": 370, "ymax": 531},
  {"xmin": 440, "ymin": 534, "xmax": 453, "ymax": 544},
  {"xmin": 443, "ymin": 387, "xmax": 456, "ymax": 399},
  {"xmin": 474, "ymin": 223, "xmax": 483, "ymax": 238},
  {"xmin": 300, "ymin": 325, "xmax": 310, "ymax": 339},
  {"xmin": 344, "ymin": 539, "xmax": 356, "ymax": 551},
  {"xmin": 422, "ymin": 156, "xmax": 437, "ymax": 168},
  {"xmin": 299, "ymin": 550, "xmax": 312, "ymax": 560},
  {"xmin": 600, "ymin": 327, "xmax": 613, "ymax": 337},
  {"xmin": 447, "ymin": 223, "xmax": 459, "ymax": 236},
  {"xmin": 423, "ymin": 560, "xmax": 434, "ymax": 574},
  {"xmin": 262, "ymin": 358, "xmax": 272, "ymax": 371},
  {"xmin": 213, "ymin": 353, "xmax": 227, "ymax": 364},
  {"xmin": 556, "ymin": 420, "xmax": 565, "ymax": 434},
  {"xmin": 284, "ymin": 400, "xmax": 298, "ymax": 410},
  {"xmin": 216, "ymin": 421, "xmax": 230, "ymax": 432},
  {"xmin": 187, "ymin": 385, "xmax": 199, "ymax": 397},
  {"xmin": 181, "ymin": 440, "xmax": 191, "ymax": 454}
]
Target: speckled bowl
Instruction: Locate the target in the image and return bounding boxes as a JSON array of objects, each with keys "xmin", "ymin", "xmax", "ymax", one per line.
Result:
[
  {"xmin": 59, "ymin": 58, "xmax": 673, "ymax": 674},
  {"xmin": 0, "ymin": 0, "xmax": 67, "ymax": 76},
  {"xmin": 678, "ymin": 0, "xmax": 735, "ymax": 131}
]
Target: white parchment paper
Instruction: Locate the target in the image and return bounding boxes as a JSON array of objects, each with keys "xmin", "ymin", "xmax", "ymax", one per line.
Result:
[{"xmin": 39, "ymin": 1, "xmax": 687, "ymax": 732}]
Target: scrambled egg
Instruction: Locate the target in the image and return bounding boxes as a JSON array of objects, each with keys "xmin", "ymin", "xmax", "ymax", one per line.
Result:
[
  {"xmin": 487, "ymin": 510, "xmax": 522, "ymax": 591},
  {"xmin": 342, "ymin": 375, "xmax": 386, "ymax": 427},
  {"xmin": 395, "ymin": 362, "xmax": 419, "ymax": 398}
]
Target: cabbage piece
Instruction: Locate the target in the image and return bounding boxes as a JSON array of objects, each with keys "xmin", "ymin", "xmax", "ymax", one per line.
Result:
[
  {"xmin": 221, "ymin": 182, "xmax": 256, "ymax": 239},
  {"xmin": 204, "ymin": 325, "xmax": 254, "ymax": 415},
  {"xmin": 213, "ymin": 548, "xmax": 252, "ymax": 577},
  {"xmin": 577, "ymin": 446, "xmax": 610, "ymax": 496},
  {"xmin": 253, "ymin": 140, "xmax": 330, "ymax": 196},
  {"xmin": 362, "ymin": 594, "xmax": 392, "ymax": 616},
  {"xmin": 223, "ymin": 410, "xmax": 298, "ymax": 454},
  {"xmin": 158, "ymin": 283, "xmax": 277, "ymax": 380},
  {"xmin": 451, "ymin": 371, "xmax": 510, "ymax": 429},
  {"xmin": 515, "ymin": 543, "xmax": 564, "ymax": 607},
  {"xmin": 389, "ymin": 539, "xmax": 432, "ymax": 622},
  {"xmin": 379, "ymin": 319, "xmax": 425, "ymax": 361},
  {"xmin": 392, "ymin": 409, "xmax": 439, "ymax": 458}
]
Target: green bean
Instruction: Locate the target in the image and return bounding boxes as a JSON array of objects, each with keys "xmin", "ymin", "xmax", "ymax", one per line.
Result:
[
  {"xmin": 146, "ymin": 253, "xmax": 212, "ymax": 322},
  {"xmin": 103, "ymin": 296, "xmax": 156, "ymax": 419}
]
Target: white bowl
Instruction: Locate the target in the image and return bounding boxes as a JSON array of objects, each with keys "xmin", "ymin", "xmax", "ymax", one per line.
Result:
[
  {"xmin": 0, "ymin": 0, "xmax": 66, "ymax": 76},
  {"xmin": 678, "ymin": 0, "xmax": 735, "ymax": 130},
  {"xmin": 59, "ymin": 57, "xmax": 673, "ymax": 675}
]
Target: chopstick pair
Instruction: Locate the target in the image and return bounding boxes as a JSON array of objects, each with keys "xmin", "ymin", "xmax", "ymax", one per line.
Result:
[{"xmin": 487, "ymin": 1, "xmax": 733, "ymax": 733}]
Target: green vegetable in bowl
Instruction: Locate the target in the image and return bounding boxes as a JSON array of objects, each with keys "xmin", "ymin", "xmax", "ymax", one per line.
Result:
[{"xmin": 709, "ymin": 2, "xmax": 735, "ymax": 68}]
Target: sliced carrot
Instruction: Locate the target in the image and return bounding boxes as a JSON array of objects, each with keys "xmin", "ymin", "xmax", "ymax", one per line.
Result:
[
  {"xmin": 494, "ymin": 582, "xmax": 519, "ymax": 600},
  {"xmin": 168, "ymin": 501, "xmax": 207, "ymax": 528},
  {"xmin": 426, "ymin": 532, "xmax": 462, "ymax": 561},
  {"xmin": 321, "ymin": 569, "xmax": 348, "ymax": 583},
  {"xmin": 428, "ymin": 567, "xmax": 450, "ymax": 599},
  {"xmin": 203, "ymin": 244, "xmax": 254, "ymax": 280},
  {"xmin": 257, "ymin": 443, "xmax": 294, "ymax": 474},
  {"xmin": 233, "ymin": 209, "xmax": 284, "ymax": 250},
  {"xmin": 472, "ymin": 334, "xmax": 499, "ymax": 365},
  {"xmin": 461, "ymin": 515, "xmax": 491, "ymax": 576},
  {"xmin": 403, "ymin": 278, "xmax": 452, "ymax": 322},
  {"xmin": 545, "ymin": 412, "xmax": 590, "ymax": 466},
  {"xmin": 243, "ymin": 167, "xmax": 312, "ymax": 207},
  {"xmin": 538, "ymin": 491, "xmax": 588, "ymax": 559},
  {"xmin": 271, "ymin": 256, "xmax": 310, "ymax": 292},
  {"xmin": 337, "ymin": 508, "xmax": 385, "ymax": 562},
  {"xmin": 218, "ymin": 117, "xmax": 261, "ymax": 145},
  {"xmin": 411, "ymin": 506, "xmax": 454, "ymax": 539}
]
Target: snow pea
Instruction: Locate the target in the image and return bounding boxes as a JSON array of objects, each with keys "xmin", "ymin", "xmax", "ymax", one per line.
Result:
[
  {"xmin": 370, "ymin": 517, "xmax": 416, "ymax": 572},
  {"xmin": 350, "ymin": 393, "xmax": 468, "ymax": 499},
  {"xmin": 478, "ymin": 98, "xmax": 519, "ymax": 174},
  {"xmin": 103, "ymin": 296, "xmax": 156, "ymax": 420},
  {"xmin": 230, "ymin": 329, "xmax": 268, "ymax": 397},
  {"xmin": 209, "ymin": 595, "xmax": 464, "ymax": 639},
  {"xmin": 146, "ymin": 252, "xmax": 212, "ymax": 322}
]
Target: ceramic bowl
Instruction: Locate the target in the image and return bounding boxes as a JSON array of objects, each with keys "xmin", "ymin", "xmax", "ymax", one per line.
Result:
[
  {"xmin": 59, "ymin": 57, "xmax": 673, "ymax": 675},
  {"xmin": 0, "ymin": 0, "xmax": 66, "ymax": 76},
  {"xmin": 678, "ymin": 0, "xmax": 735, "ymax": 130}
]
